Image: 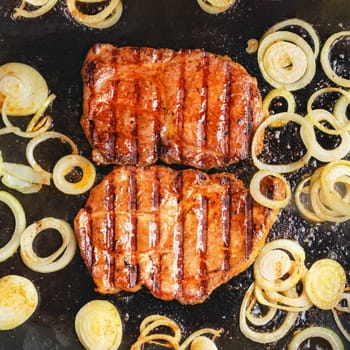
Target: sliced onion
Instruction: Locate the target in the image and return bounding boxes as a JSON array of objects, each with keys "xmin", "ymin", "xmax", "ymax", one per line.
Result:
[
  {"xmin": 1, "ymin": 172, "xmax": 43, "ymax": 194},
  {"xmin": 20, "ymin": 217, "xmax": 77, "ymax": 273},
  {"xmin": 263, "ymin": 18, "xmax": 320, "ymax": 58},
  {"xmin": 333, "ymin": 89, "xmax": 350, "ymax": 126},
  {"xmin": 75, "ymin": 300, "xmax": 122, "ymax": 350},
  {"xmin": 305, "ymin": 258, "xmax": 346, "ymax": 310},
  {"xmin": 300, "ymin": 109, "xmax": 350, "ymax": 162},
  {"xmin": 52, "ymin": 154, "xmax": 96, "ymax": 195},
  {"xmin": 320, "ymin": 31, "xmax": 350, "ymax": 88},
  {"xmin": 239, "ymin": 283, "xmax": 298, "ymax": 344},
  {"xmin": 0, "ymin": 191, "xmax": 26, "ymax": 262},
  {"xmin": 254, "ymin": 239, "xmax": 306, "ymax": 293},
  {"xmin": 180, "ymin": 329, "xmax": 222, "ymax": 350},
  {"xmin": 66, "ymin": 0, "xmax": 123, "ymax": 29},
  {"xmin": 13, "ymin": 0, "xmax": 58, "ymax": 18},
  {"xmin": 26, "ymin": 131, "xmax": 79, "ymax": 178},
  {"xmin": 335, "ymin": 292, "xmax": 350, "ymax": 313},
  {"xmin": 3, "ymin": 162, "xmax": 51, "ymax": 186},
  {"xmin": 188, "ymin": 336, "xmax": 217, "ymax": 350},
  {"xmin": 0, "ymin": 275, "xmax": 38, "ymax": 330},
  {"xmin": 288, "ymin": 326, "xmax": 344, "ymax": 350},
  {"xmin": 196, "ymin": 0, "xmax": 235, "ymax": 14},
  {"xmin": 252, "ymin": 112, "xmax": 315, "ymax": 173},
  {"xmin": 250, "ymin": 170, "xmax": 291, "ymax": 209},
  {"xmin": 258, "ymin": 31, "xmax": 316, "ymax": 91},
  {"xmin": 0, "ymin": 62, "xmax": 48, "ymax": 116}
]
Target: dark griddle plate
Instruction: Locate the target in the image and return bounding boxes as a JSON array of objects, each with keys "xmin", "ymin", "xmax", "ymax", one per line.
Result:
[{"xmin": 0, "ymin": 1, "xmax": 349, "ymax": 349}]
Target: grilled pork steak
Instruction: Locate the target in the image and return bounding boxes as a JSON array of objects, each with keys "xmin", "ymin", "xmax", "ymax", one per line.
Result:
[
  {"xmin": 74, "ymin": 165, "xmax": 284, "ymax": 304},
  {"xmin": 81, "ymin": 44, "xmax": 265, "ymax": 169}
]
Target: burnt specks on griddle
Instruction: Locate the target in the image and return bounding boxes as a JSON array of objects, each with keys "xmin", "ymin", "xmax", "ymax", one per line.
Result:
[{"xmin": 74, "ymin": 166, "xmax": 283, "ymax": 304}]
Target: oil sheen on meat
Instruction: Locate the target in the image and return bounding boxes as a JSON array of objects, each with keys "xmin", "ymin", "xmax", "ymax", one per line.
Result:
[
  {"xmin": 81, "ymin": 44, "xmax": 265, "ymax": 169},
  {"xmin": 74, "ymin": 166, "xmax": 284, "ymax": 304}
]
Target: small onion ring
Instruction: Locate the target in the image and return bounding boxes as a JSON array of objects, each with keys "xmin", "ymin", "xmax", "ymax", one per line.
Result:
[
  {"xmin": 249, "ymin": 170, "xmax": 291, "ymax": 209},
  {"xmin": 0, "ymin": 191, "xmax": 26, "ymax": 262},
  {"xmin": 75, "ymin": 300, "xmax": 123, "ymax": 350},
  {"xmin": 288, "ymin": 326, "xmax": 344, "ymax": 350},
  {"xmin": 13, "ymin": 0, "xmax": 58, "ymax": 18},
  {"xmin": 26, "ymin": 131, "xmax": 79, "ymax": 178},
  {"xmin": 180, "ymin": 329, "xmax": 222, "ymax": 350},
  {"xmin": 320, "ymin": 31, "xmax": 350, "ymax": 88},
  {"xmin": 252, "ymin": 112, "xmax": 315, "ymax": 173},
  {"xmin": 20, "ymin": 217, "xmax": 77, "ymax": 273},
  {"xmin": 305, "ymin": 258, "xmax": 346, "ymax": 310},
  {"xmin": 52, "ymin": 154, "xmax": 96, "ymax": 195},
  {"xmin": 0, "ymin": 275, "xmax": 38, "ymax": 330},
  {"xmin": 258, "ymin": 31, "xmax": 316, "ymax": 91}
]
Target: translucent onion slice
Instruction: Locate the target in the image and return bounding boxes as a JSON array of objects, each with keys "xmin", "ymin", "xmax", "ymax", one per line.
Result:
[
  {"xmin": 0, "ymin": 62, "xmax": 48, "ymax": 116},
  {"xmin": 335, "ymin": 292, "xmax": 350, "ymax": 313},
  {"xmin": 239, "ymin": 283, "xmax": 298, "ymax": 344},
  {"xmin": 196, "ymin": 0, "xmax": 235, "ymax": 14},
  {"xmin": 332, "ymin": 307, "xmax": 350, "ymax": 342},
  {"xmin": 257, "ymin": 31, "xmax": 316, "ymax": 91},
  {"xmin": 20, "ymin": 217, "xmax": 77, "ymax": 273},
  {"xmin": 0, "ymin": 191, "xmax": 26, "ymax": 262},
  {"xmin": 250, "ymin": 170, "xmax": 291, "ymax": 209},
  {"xmin": 263, "ymin": 18, "xmax": 320, "ymax": 58},
  {"xmin": 26, "ymin": 131, "xmax": 79, "ymax": 178},
  {"xmin": 52, "ymin": 154, "xmax": 96, "ymax": 195},
  {"xmin": 333, "ymin": 89, "xmax": 350, "ymax": 126},
  {"xmin": 13, "ymin": 0, "xmax": 58, "ymax": 18},
  {"xmin": 2, "ymin": 99, "xmax": 52, "ymax": 138},
  {"xmin": 75, "ymin": 300, "xmax": 122, "ymax": 350},
  {"xmin": 300, "ymin": 109, "xmax": 350, "ymax": 162},
  {"xmin": 320, "ymin": 31, "xmax": 350, "ymax": 88},
  {"xmin": 252, "ymin": 112, "xmax": 315, "ymax": 173},
  {"xmin": 3, "ymin": 162, "xmax": 51, "ymax": 186},
  {"xmin": 66, "ymin": 0, "xmax": 123, "ymax": 29},
  {"xmin": 288, "ymin": 326, "xmax": 344, "ymax": 350},
  {"xmin": 180, "ymin": 329, "xmax": 222, "ymax": 350},
  {"xmin": 319, "ymin": 160, "xmax": 350, "ymax": 216},
  {"xmin": 1, "ymin": 172, "xmax": 43, "ymax": 194},
  {"xmin": 305, "ymin": 258, "xmax": 346, "ymax": 310},
  {"xmin": 254, "ymin": 239, "xmax": 306, "ymax": 292},
  {"xmin": 0, "ymin": 275, "xmax": 38, "ymax": 330}
]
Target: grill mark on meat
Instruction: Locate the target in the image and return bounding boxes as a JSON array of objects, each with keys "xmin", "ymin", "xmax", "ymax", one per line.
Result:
[
  {"xmin": 221, "ymin": 176, "xmax": 231, "ymax": 272},
  {"xmin": 221, "ymin": 61, "xmax": 231, "ymax": 161},
  {"xmin": 152, "ymin": 48, "xmax": 161, "ymax": 162},
  {"xmin": 198, "ymin": 51, "xmax": 209, "ymax": 168},
  {"xmin": 174, "ymin": 171, "xmax": 184, "ymax": 299},
  {"xmin": 151, "ymin": 167, "xmax": 161, "ymax": 294},
  {"xmin": 127, "ymin": 168, "xmax": 139, "ymax": 288},
  {"xmin": 175, "ymin": 51, "xmax": 185, "ymax": 161},
  {"xmin": 131, "ymin": 48, "xmax": 140, "ymax": 164},
  {"xmin": 198, "ymin": 195, "xmax": 208, "ymax": 298}
]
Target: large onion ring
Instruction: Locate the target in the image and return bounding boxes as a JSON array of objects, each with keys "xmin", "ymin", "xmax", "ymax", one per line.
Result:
[
  {"xmin": 0, "ymin": 191, "xmax": 26, "ymax": 262},
  {"xmin": 258, "ymin": 31, "xmax": 316, "ymax": 91},
  {"xmin": 75, "ymin": 300, "xmax": 123, "ymax": 350},
  {"xmin": 52, "ymin": 154, "xmax": 96, "ymax": 195},
  {"xmin": 20, "ymin": 217, "xmax": 77, "ymax": 273},
  {"xmin": 0, "ymin": 62, "xmax": 48, "ymax": 116},
  {"xmin": 0, "ymin": 275, "xmax": 38, "ymax": 330},
  {"xmin": 320, "ymin": 31, "xmax": 350, "ymax": 87},
  {"xmin": 252, "ymin": 112, "xmax": 315, "ymax": 173}
]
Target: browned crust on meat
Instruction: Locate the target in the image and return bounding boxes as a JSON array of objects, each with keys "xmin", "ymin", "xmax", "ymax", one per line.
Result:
[
  {"xmin": 74, "ymin": 165, "xmax": 283, "ymax": 304},
  {"xmin": 81, "ymin": 44, "xmax": 265, "ymax": 169}
]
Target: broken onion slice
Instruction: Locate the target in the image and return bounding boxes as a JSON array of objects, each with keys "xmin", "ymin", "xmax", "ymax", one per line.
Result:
[
  {"xmin": 20, "ymin": 217, "xmax": 76, "ymax": 273},
  {"xmin": 0, "ymin": 191, "xmax": 26, "ymax": 262},
  {"xmin": 75, "ymin": 300, "xmax": 123, "ymax": 350},
  {"xmin": 0, "ymin": 275, "xmax": 38, "ymax": 330},
  {"xmin": 305, "ymin": 258, "xmax": 346, "ymax": 310},
  {"xmin": 196, "ymin": 0, "xmax": 235, "ymax": 14},
  {"xmin": 13, "ymin": 0, "xmax": 58, "ymax": 18},
  {"xmin": 0, "ymin": 62, "xmax": 48, "ymax": 116}
]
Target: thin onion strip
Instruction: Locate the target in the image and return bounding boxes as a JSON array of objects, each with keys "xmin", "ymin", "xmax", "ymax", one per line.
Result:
[{"xmin": 13, "ymin": 0, "xmax": 58, "ymax": 18}]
